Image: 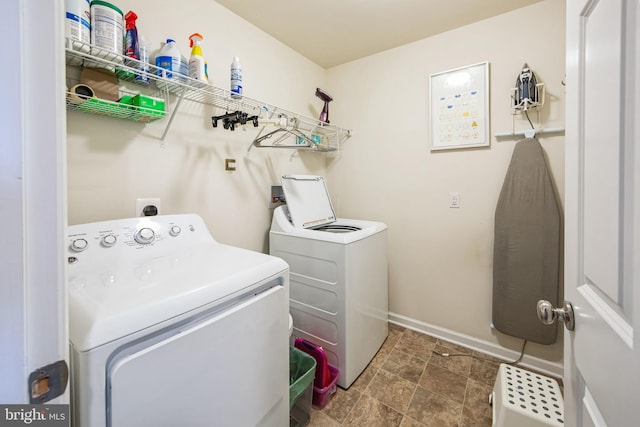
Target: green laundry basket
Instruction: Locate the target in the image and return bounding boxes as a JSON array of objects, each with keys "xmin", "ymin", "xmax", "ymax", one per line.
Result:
[{"xmin": 289, "ymin": 346, "xmax": 316, "ymax": 426}]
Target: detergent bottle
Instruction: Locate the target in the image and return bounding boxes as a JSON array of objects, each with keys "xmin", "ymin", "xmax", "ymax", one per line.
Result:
[
  {"xmin": 188, "ymin": 33, "xmax": 208, "ymax": 82},
  {"xmin": 155, "ymin": 39, "xmax": 188, "ymax": 81}
]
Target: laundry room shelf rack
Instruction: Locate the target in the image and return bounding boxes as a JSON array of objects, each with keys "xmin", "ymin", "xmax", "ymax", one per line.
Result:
[{"xmin": 65, "ymin": 38, "xmax": 351, "ymax": 149}]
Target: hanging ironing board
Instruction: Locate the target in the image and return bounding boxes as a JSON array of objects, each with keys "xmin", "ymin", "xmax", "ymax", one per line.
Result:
[{"xmin": 492, "ymin": 138, "xmax": 561, "ymax": 345}]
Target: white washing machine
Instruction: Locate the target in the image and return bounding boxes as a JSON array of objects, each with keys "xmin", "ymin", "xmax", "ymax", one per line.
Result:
[
  {"xmin": 67, "ymin": 214, "xmax": 289, "ymax": 427},
  {"xmin": 270, "ymin": 175, "xmax": 388, "ymax": 388}
]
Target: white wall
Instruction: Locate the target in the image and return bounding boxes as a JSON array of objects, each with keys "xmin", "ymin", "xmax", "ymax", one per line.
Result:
[
  {"xmin": 67, "ymin": 0, "xmax": 331, "ymax": 252},
  {"xmin": 67, "ymin": 0, "xmax": 566, "ymax": 369},
  {"xmin": 326, "ymin": 0, "xmax": 566, "ymax": 366}
]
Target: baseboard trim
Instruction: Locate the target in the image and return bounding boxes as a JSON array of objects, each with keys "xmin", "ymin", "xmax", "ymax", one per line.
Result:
[{"xmin": 389, "ymin": 312, "xmax": 563, "ymax": 379}]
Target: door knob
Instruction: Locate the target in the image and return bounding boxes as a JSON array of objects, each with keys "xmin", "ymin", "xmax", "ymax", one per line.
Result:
[{"xmin": 537, "ymin": 300, "xmax": 575, "ymax": 331}]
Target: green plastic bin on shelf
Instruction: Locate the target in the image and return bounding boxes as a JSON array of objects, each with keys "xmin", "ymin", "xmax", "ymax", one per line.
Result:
[{"xmin": 289, "ymin": 346, "xmax": 316, "ymax": 410}]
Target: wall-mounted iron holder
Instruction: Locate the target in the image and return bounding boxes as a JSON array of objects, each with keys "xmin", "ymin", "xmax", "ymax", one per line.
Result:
[
  {"xmin": 495, "ymin": 84, "xmax": 564, "ymax": 138},
  {"xmin": 510, "ymin": 82, "xmax": 545, "ymax": 113},
  {"xmin": 495, "ymin": 76, "xmax": 566, "ymax": 138}
]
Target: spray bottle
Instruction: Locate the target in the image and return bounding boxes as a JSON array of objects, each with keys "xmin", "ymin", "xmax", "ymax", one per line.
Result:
[
  {"xmin": 188, "ymin": 33, "xmax": 208, "ymax": 82},
  {"xmin": 124, "ymin": 11, "xmax": 139, "ymax": 63}
]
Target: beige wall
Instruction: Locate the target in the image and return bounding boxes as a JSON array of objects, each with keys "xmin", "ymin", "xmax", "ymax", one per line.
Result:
[
  {"xmin": 326, "ymin": 0, "xmax": 566, "ymax": 369},
  {"xmin": 67, "ymin": 0, "xmax": 566, "ymax": 370},
  {"xmin": 67, "ymin": 0, "xmax": 330, "ymax": 252}
]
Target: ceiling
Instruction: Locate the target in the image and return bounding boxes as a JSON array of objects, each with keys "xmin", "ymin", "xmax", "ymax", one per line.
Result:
[{"xmin": 214, "ymin": 0, "xmax": 543, "ymax": 68}]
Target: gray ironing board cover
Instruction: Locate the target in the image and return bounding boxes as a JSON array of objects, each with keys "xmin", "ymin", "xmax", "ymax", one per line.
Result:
[{"xmin": 492, "ymin": 138, "xmax": 561, "ymax": 345}]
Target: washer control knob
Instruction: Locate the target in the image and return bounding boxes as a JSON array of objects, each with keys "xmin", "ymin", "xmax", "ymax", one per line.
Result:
[
  {"xmin": 169, "ymin": 225, "xmax": 182, "ymax": 236},
  {"xmin": 70, "ymin": 238, "xmax": 88, "ymax": 252},
  {"xmin": 134, "ymin": 227, "xmax": 155, "ymax": 245},
  {"xmin": 102, "ymin": 234, "xmax": 117, "ymax": 247}
]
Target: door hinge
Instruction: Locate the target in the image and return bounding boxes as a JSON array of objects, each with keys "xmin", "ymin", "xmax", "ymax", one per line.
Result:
[{"xmin": 29, "ymin": 360, "xmax": 69, "ymax": 403}]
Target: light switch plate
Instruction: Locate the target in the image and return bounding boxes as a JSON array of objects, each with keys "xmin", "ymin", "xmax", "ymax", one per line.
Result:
[{"xmin": 449, "ymin": 192, "xmax": 460, "ymax": 208}]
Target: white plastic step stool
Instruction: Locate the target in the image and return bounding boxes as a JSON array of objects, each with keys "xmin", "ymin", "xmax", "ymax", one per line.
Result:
[{"xmin": 492, "ymin": 363, "xmax": 564, "ymax": 427}]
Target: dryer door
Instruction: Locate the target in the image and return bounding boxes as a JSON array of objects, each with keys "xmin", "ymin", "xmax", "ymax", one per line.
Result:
[
  {"xmin": 106, "ymin": 285, "xmax": 288, "ymax": 427},
  {"xmin": 281, "ymin": 175, "xmax": 336, "ymax": 228}
]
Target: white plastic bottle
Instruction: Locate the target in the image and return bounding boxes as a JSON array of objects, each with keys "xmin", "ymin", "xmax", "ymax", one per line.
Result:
[
  {"xmin": 188, "ymin": 33, "xmax": 208, "ymax": 82},
  {"xmin": 65, "ymin": 0, "xmax": 90, "ymax": 52},
  {"xmin": 135, "ymin": 36, "xmax": 150, "ymax": 84},
  {"xmin": 230, "ymin": 57, "xmax": 242, "ymax": 98},
  {"xmin": 89, "ymin": 0, "xmax": 123, "ymax": 69},
  {"xmin": 155, "ymin": 39, "xmax": 188, "ymax": 82}
]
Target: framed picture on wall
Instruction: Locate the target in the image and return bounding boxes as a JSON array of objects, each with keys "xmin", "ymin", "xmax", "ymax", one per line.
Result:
[{"xmin": 429, "ymin": 61, "xmax": 490, "ymax": 151}]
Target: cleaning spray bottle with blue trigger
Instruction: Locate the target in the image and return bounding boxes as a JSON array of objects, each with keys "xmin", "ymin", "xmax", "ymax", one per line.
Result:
[{"xmin": 188, "ymin": 33, "xmax": 208, "ymax": 82}]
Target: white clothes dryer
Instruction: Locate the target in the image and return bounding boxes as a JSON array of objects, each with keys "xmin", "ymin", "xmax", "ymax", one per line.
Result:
[
  {"xmin": 270, "ymin": 175, "xmax": 388, "ymax": 388},
  {"xmin": 67, "ymin": 214, "xmax": 289, "ymax": 427}
]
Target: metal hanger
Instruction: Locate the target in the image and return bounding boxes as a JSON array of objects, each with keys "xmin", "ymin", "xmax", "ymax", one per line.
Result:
[
  {"xmin": 253, "ymin": 127, "xmax": 314, "ymax": 147},
  {"xmin": 252, "ymin": 116, "xmax": 315, "ymax": 147}
]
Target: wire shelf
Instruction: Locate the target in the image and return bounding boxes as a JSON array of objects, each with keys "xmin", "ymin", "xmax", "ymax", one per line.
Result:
[
  {"xmin": 65, "ymin": 38, "xmax": 351, "ymax": 148},
  {"xmin": 66, "ymin": 94, "xmax": 166, "ymax": 122}
]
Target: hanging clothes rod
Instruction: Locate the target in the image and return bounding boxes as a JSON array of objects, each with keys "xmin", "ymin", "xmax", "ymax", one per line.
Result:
[{"xmin": 494, "ymin": 127, "xmax": 565, "ymax": 138}]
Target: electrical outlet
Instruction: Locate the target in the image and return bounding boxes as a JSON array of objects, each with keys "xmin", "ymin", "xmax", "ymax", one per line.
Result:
[
  {"xmin": 449, "ymin": 192, "xmax": 460, "ymax": 208},
  {"xmin": 136, "ymin": 198, "xmax": 161, "ymax": 217},
  {"xmin": 270, "ymin": 185, "xmax": 285, "ymax": 209}
]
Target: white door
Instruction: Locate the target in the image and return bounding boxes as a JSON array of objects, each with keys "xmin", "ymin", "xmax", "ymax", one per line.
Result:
[
  {"xmin": 0, "ymin": 0, "xmax": 68, "ymax": 403},
  {"xmin": 564, "ymin": 0, "xmax": 640, "ymax": 425}
]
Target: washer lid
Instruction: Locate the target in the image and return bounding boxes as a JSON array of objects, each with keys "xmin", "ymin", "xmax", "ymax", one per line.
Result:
[{"xmin": 281, "ymin": 175, "xmax": 336, "ymax": 228}]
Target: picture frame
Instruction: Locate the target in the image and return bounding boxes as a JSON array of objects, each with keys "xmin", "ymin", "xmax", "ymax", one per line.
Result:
[{"xmin": 429, "ymin": 61, "xmax": 489, "ymax": 151}]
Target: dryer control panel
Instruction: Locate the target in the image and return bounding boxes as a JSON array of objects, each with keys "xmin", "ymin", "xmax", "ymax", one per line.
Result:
[{"xmin": 67, "ymin": 214, "xmax": 213, "ymax": 262}]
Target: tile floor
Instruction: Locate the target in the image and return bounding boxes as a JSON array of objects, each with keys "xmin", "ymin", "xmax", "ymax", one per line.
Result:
[{"xmin": 307, "ymin": 324, "xmax": 514, "ymax": 427}]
